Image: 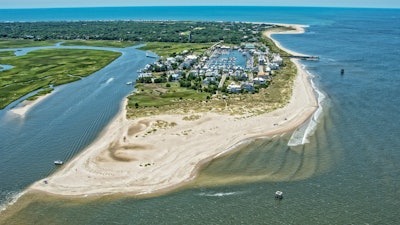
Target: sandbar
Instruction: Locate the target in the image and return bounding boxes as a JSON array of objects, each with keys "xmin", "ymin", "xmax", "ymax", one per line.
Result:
[
  {"xmin": 29, "ymin": 24, "xmax": 318, "ymax": 197},
  {"xmin": 264, "ymin": 23, "xmax": 310, "ymax": 56},
  {"xmin": 9, "ymin": 94, "xmax": 51, "ymax": 117}
]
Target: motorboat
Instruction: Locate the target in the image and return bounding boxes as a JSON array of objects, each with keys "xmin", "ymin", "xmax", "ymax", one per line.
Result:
[{"xmin": 54, "ymin": 160, "xmax": 63, "ymax": 165}]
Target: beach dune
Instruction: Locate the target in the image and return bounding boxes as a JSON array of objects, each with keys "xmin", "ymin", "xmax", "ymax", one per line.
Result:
[{"xmin": 29, "ymin": 24, "xmax": 317, "ymax": 197}]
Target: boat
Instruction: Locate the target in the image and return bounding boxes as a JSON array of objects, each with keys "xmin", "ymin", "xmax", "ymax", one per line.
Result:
[
  {"xmin": 126, "ymin": 81, "xmax": 133, "ymax": 85},
  {"xmin": 275, "ymin": 191, "xmax": 283, "ymax": 199},
  {"xmin": 146, "ymin": 51, "xmax": 157, "ymax": 58},
  {"xmin": 54, "ymin": 160, "xmax": 63, "ymax": 165}
]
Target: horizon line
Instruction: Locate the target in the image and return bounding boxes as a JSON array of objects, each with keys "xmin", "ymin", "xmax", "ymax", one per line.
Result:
[{"xmin": 1, "ymin": 5, "xmax": 400, "ymax": 10}]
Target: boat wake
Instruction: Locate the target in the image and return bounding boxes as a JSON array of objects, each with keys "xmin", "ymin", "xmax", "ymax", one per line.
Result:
[
  {"xmin": 288, "ymin": 68, "xmax": 326, "ymax": 147},
  {"xmin": 105, "ymin": 77, "xmax": 114, "ymax": 84},
  {"xmin": 197, "ymin": 191, "xmax": 244, "ymax": 197}
]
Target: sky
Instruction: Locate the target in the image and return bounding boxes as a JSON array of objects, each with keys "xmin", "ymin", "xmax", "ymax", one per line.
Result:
[{"xmin": 1, "ymin": 0, "xmax": 399, "ymax": 9}]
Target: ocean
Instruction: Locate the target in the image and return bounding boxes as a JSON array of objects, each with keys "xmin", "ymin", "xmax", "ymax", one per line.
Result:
[{"xmin": 0, "ymin": 6, "xmax": 400, "ymax": 224}]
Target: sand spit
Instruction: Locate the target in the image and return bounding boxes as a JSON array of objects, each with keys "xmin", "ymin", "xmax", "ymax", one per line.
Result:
[
  {"xmin": 9, "ymin": 94, "xmax": 51, "ymax": 117},
  {"xmin": 29, "ymin": 24, "xmax": 317, "ymax": 197}
]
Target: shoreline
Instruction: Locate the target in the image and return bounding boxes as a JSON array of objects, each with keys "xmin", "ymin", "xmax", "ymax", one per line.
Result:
[
  {"xmin": 9, "ymin": 94, "xmax": 51, "ymax": 117},
  {"xmin": 28, "ymin": 24, "xmax": 318, "ymax": 197},
  {"xmin": 263, "ymin": 23, "xmax": 310, "ymax": 56}
]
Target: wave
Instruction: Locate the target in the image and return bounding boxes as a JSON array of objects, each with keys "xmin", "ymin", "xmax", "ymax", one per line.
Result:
[
  {"xmin": 288, "ymin": 68, "xmax": 326, "ymax": 147},
  {"xmin": 0, "ymin": 190, "xmax": 26, "ymax": 213},
  {"xmin": 197, "ymin": 191, "xmax": 243, "ymax": 197},
  {"xmin": 105, "ymin": 77, "xmax": 114, "ymax": 84}
]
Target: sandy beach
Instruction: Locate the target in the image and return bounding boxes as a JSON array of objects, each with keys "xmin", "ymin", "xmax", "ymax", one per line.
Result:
[
  {"xmin": 29, "ymin": 24, "xmax": 318, "ymax": 197},
  {"xmin": 9, "ymin": 94, "xmax": 51, "ymax": 117},
  {"xmin": 264, "ymin": 23, "xmax": 310, "ymax": 56}
]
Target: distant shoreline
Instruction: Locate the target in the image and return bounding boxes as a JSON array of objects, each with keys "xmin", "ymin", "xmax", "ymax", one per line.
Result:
[{"xmin": 29, "ymin": 23, "xmax": 318, "ymax": 197}]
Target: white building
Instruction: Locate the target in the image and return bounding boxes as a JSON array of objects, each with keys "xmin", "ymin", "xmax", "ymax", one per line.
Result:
[
  {"xmin": 272, "ymin": 54, "xmax": 283, "ymax": 65},
  {"xmin": 253, "ymin": 77, "xmax": 266, "ymax": 85},
  {"xmin": 227, "ymin": 82, "xmax": 242, "ymax": 93}
]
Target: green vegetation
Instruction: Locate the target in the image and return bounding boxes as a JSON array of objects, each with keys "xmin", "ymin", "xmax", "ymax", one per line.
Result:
[
  {"xmin": 26, "ymin": 87, "xmax": 54, "ymax": 101},
  {"xmin": 127, "ymin": 82, "xmax": 210, "ymax": 118},
  {"xmin": 139, "ymin": 42, "xmax": 213, "ymax": 57},
  {"xmin": 261, "ymin": 37, "xmax": 290, "ymax": 57},
  {"xmin": 0, "ymin": 39, "xmax": 138, "ymax": 49},
  {"xmin": 0, "ymin": 48, "xmax": 121, "ymax": 109},
  {"xmin": 0, "ymin": 39, "xmax": 59, "ymax": 48},
  {"xmin": 0, "ymin": 51, "xmax": 15, "ymax": 57},
  {"xmin": 0, "ymin": 21, "xmax": 299, "ymax": 117},
  {"xmin": 127, "ymin": 76, "xmax": 294, "ymax": 119},
  {"xmin": 128, "ymin": 30, "xmax": 298, "ymax": 118},
  {"xmin": 61, "ymin": 40, "xmax": 138, "ymax": 48},
  {"xmin": 267, "ymin": 26, "xmax": 296, "ymax": 33},
  {"xmin": 0, "ymin": 21, "xmax": 271, "ymax": 44}
]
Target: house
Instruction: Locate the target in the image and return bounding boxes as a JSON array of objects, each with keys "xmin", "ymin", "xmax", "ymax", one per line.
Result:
[
  {"xmin": 253, "ymin": 77, "xmax": 266, "ymax": 85},
  {"xmin": 144, "ymin": 64, "xmax": 153, "ymax": 72},
  {"xmin": 244, "ymin": 43, "xmax": 255, "ymax": 50},
  {"xmin": 259, "ymin": 55, "xmax": 266, "ymax": 64},
  {"xmin": 189, "ymin": 70, "xmax": 199, "ymax": 76},
  {"xmin": 272, "ymin": 54, "xmax": 283, "ymax": 65},
  {"xmin": 269, "ymin": 63, "xmax": 280, "ymax": 70},
  {"xmin": 203, "ymin": 76, "xmax": 217, "ymax": 85},
  {"xmin": 166, "ymin": 57, "xmax": 176, "ymax": 63},
  {"xmin": 241, "ymin": 82, "xmax": 254, "ymax": 93},
  {"xmin": 171, "ymin": 74, "xmax": 181, "ymax": 81},
  {"xmin": 138, "ymin": 73, "xmax": 153, "ymax": 78},
  {"xmin": 258, "ymin": 74, "xmax": 270, "ymax": 80},
  {"xmin": 227, "ymin": 82, "xmax": 242, "ymax": 93},
  {"xmin": 186, "ymin": 55, "xmax": 198, "ymax": 61}
]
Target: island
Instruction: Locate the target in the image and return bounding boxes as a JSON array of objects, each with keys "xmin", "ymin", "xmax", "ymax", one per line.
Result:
[
  {"xmin": 1, "ymin": 21, "xmax": 317, "ymax": 197},
  {"xmin": 7, "ymin": 21, "xmax": 318, "ymax": 197}
]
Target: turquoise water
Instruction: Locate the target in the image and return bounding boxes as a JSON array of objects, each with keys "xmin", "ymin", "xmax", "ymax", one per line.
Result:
[{"xmin": 1, "ymin": 7, "xmax": 400, "ymax": 224}]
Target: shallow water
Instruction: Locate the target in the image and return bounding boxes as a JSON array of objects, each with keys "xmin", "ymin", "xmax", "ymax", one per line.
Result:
[{"xmin": 0, "ymin": 45, "xmax": 155, "ymax": 208}]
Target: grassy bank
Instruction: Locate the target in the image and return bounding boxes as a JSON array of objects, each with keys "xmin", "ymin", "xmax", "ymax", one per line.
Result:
[
  {"xmin": 138, "ymin": 42, "xmax": 213, "ymax": 57},
  {"xmin": 61, "ymin": 40, "xmax": 138, "ymax": 48},
  {"xmin": 0, "ymin": 39, "xmax": 60, "ymax": 48},
  {"xmin": 0, "ymin": 39, "xmax": 140, "ymax": 49},
  {"xmin": 0, "ymin": 48, "xmax": 121, "ymax": 109},
  {"xmin": 0, "ymin": 51, "xmax": 15, "ymax": 57}
]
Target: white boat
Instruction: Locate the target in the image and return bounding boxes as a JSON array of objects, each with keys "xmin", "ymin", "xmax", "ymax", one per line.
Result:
[
  {"xmin": 54, "ymin": 160, "xmax": 63, "ymax": 165},
  {"xmin": 275, "ymin": 191, "xmax": 283, "ymax": 199},
  {"xmin": 126, "ymin": 81, "xmax": 133, "ymax": 85}
]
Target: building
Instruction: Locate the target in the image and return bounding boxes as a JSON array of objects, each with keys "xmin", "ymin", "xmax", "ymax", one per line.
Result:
[
  {"xmin": 253, "ymin": 77, "xmax": 266, "ymax": 85},
  {"xmin": 227, "ymin": 82, "xmax": 242, "ymax": 93}
]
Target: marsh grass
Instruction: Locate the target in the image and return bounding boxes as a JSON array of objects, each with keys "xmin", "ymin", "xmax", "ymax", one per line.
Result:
[
  {"xmin": 0, "ymin": 39, "xmax": 60, "ymax": 48},
  {"xmin": 0, "ymin": 48, "xmax": 121, "ymax": 109},
  {"xmin": 0, "ymin": 51, "xmax": 15, "ymax": 57},
  {"xmin": 61, "ymin": 40, "xmax": 139, "ymax": 48},
  {"xmin": 138, "ymin": 42, "xmax": 213, "ymax": 57}
]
